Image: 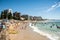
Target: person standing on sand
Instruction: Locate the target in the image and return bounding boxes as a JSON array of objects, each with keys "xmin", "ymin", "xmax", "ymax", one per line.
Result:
[
  {"xmin": 2, "ymin": 22, "xmax": 6, "ymax": 30},
  {"xmin": 0, "ymin": 23, "xmax": 3, "ymax": 32},
  {"xmin": 0, "ymin": 22, "xmax": 6, "ymax": 40}
]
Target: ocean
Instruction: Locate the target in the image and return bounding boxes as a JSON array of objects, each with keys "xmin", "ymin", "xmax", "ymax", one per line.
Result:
[{"xmin": 29, "ymin": 20, "xmax": 60, "ymax": 40}]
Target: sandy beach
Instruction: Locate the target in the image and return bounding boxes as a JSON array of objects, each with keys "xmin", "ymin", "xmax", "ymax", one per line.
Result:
[
  {"xmin": 9, "ymin": 27, "xmax": 49, "ymax": 40},
  {"xmin": 4, "ymin": 20, "xmax": 50, "ymax": 40}
]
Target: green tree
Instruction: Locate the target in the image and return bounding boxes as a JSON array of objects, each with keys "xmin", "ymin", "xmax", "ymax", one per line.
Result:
[
  {"xmin": 8, "ymin": 12, "xmax": 12, "ymax": 19},
  {"xmin": 21, "ymin": 15, "xmax": 28, "ymax": 20},
  {"xmin": 1, "ymin": 11, "xmax": 6, "ymax": 19},
  {"xmin": 13, "ymin": 12, "xmax": 21, "ymax": 20},
  {"xmin": 1, "ymin": 9, "xmax": 13, "ymax": 20}
]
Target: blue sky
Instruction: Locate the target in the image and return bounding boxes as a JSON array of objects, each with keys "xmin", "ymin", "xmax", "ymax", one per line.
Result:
[{"xmin": 0, "ymin": 0, "xmax": 60, "ymax": 19}]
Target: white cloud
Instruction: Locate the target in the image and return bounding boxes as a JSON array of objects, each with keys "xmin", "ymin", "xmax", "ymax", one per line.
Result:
[
  {"xmin": 47, "ymin": 2, "xmax": 60, "ymax": 12},
  {"xmin": 56, "ymin": 2, "xmax": 60, "ymax": 7}
]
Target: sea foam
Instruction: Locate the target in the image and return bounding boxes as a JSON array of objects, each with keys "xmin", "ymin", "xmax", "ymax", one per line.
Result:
[{"xmin": 29, "ymin": 23, "xmax": 59, "ymax": 40}]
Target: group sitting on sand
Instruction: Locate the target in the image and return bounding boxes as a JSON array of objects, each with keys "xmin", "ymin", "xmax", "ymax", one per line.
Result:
[{"xmin": 5, "ymin": 20, "xmax": 28, "ymax": 33}]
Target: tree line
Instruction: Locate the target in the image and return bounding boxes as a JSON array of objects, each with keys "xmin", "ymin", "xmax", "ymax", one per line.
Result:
[
  {"xmin": 0, "ymin": 9, "xmax": 43, "ymax": 21},
  {"xmin": 0, "ymin": 9, "xmax": 29, "ymax": 20}
]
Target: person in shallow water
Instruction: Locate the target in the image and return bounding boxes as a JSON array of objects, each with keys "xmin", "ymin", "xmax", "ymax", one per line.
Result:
[
  {"xmin": 50, "ymin": 26, "xmax": 52, "ymax": 28},
  {"xmin": 50, "ymin": 24, "xmax": 55, "ymax": 28},
  {"xmin": 56, "ymin": 25, "xmax": 60, "ymax": 29}
]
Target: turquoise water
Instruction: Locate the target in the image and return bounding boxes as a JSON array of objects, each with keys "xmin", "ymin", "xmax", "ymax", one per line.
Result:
[{"xmin": 33, "ymin": 20, "xmax": 60, "ymax": 40}]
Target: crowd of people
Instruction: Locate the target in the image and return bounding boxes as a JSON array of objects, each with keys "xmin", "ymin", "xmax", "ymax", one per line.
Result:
[{"xmin": 0, "ymin": 20, "xmax": 29, "ymax": 40}]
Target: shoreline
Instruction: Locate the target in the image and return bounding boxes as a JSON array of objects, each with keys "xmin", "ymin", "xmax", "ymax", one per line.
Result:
[
  {"xmin": 29, "ymin": 23, "xmax": 59, "ymax": 40},
  {"xmin": 6, "ymin": 21, "xmax": 50, "ymax": 40}
]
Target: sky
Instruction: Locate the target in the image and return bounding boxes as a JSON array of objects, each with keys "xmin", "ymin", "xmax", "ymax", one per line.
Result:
[{"xmin": 0, "ymin": 0, "xmax": 60, "ymax": 19}]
